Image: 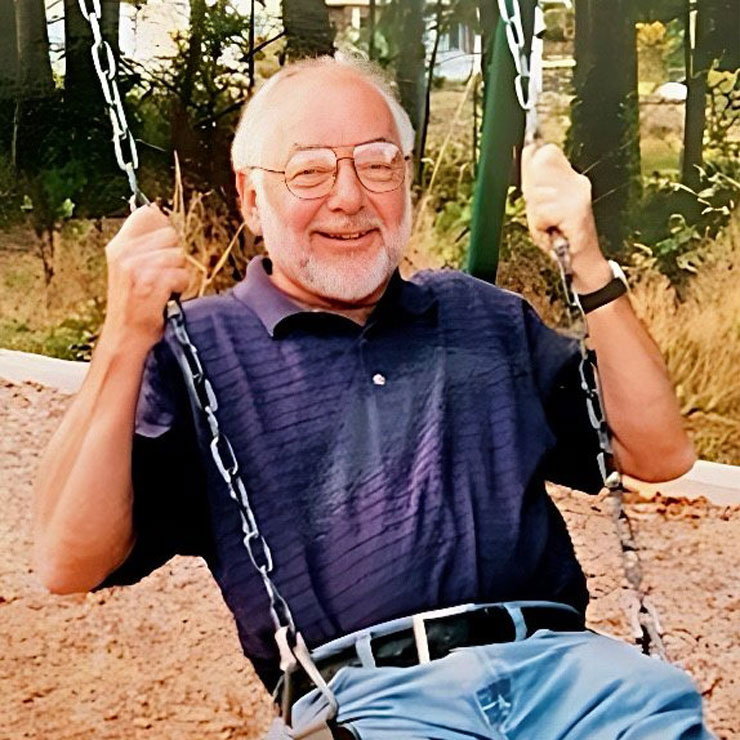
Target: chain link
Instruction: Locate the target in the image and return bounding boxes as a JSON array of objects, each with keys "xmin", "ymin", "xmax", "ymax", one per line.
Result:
[
  {"xmin": 78, "ymin": 1, "xmax": 322, "ymax": 699},
  {"xmin": 166, "ymin": 301, "xmax": 297, "ymax": 636},
  {"xmin": 77, "ymin": 0, "xmax": 147, "ymax": 210},
  {"xmin": 497, "ymin": 0, "xmax": 532, "ymax": 110},
  {"xmin": 500, "ymin": 0, "xmax": 668, "ymax": 657},
  {"xmin": 498, "ymin": 0, "xmax": 619, "ymax": 491}
]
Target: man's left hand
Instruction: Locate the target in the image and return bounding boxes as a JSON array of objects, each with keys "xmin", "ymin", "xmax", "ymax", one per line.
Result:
[{"xmin": 521, "ymin": 143, "xmax": 612, "ymax": 294}]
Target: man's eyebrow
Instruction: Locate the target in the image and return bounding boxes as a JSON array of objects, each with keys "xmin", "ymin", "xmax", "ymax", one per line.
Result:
[{"xmin": 288, "ymin": 137, "xmax": 395, "ymax": 153}]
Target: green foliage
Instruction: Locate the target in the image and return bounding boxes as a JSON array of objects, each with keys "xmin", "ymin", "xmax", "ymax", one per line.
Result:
[
  {"xmin": 0, "ymin": 313, "xmax": 100, "ymax": 361},
  {"xmin": 370, "ymin": 0, "xmax": 480, "ymax": 68},
  {"xmin": 635, "ymin": 160, "xmax": 740, "ymax": 283},
  {"xmin": 25, "ymin": 160, "xmax": 86, "ymax": 223},
  {"xmin": 705, "ymin": 67, "xmax": 740, "ymax": 160},
  {"xmin": 121, "ymin": 0, "xmax": 283, "ymax": 206},
  {"xmin": 0, "ymin": 153, "xmax": 22, "ymax": 225},
  {"xmin": 423, "ymin": 131, "xmax": 475, "ymax": 266},
  {"xmin": 635, "ymin": 19, "xmax": 684, "ymax": 86}
]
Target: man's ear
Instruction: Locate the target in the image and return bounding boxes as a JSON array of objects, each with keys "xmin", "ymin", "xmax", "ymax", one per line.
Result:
[{"xmin": 235, "ymin": 170, "xmax": 262, "ymax": 236}]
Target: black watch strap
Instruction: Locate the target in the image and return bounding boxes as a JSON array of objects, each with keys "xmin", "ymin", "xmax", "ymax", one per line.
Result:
[{"xmin": 576, "ymin": 277, "xmax": 627, "ymax": 313}]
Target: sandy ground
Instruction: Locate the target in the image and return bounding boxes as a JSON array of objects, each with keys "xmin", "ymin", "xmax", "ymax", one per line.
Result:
[{"xmin": 2, "ymin": 379, "xmax": 739, "ymax": 739}]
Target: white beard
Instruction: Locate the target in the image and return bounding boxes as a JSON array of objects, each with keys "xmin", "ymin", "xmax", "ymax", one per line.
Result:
[{"xmin": 257, "ymin": 188, "xmax": 411, "ymax": 303}]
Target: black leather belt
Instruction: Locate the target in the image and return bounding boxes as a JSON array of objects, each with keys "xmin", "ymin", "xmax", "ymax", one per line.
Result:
[{"xmin": 279, "ymin": 604, "xmax": 585, "ymax": 713}]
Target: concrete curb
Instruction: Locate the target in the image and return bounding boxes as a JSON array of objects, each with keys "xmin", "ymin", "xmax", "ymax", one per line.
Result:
[
  {"xmin": 0, "ymin": 349, "xmax": 89, "ymax": 395},
  {"xmin": 2, "ymin": 348, "xmax": 739, "ymax": 505}
]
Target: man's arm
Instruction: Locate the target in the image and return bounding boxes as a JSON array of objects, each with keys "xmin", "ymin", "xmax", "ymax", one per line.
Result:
[
  {"xmin": 33, "ymin": 206, "xmax": 190, "ymax": 594},
  {"xmin": 521, "ymin": 144, "xmax": 695, "ymax": 483}
]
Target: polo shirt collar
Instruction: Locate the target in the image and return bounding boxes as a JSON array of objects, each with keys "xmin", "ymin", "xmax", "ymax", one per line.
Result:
[{"xmin": 232, "ymin": 255, "xmax": 437, "ymax": 337}]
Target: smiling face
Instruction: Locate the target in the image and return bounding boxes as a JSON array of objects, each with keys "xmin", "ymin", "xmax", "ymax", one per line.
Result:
[{"xmin": 236, "ymin": 67, "xmax": 412, "ymax": 307}]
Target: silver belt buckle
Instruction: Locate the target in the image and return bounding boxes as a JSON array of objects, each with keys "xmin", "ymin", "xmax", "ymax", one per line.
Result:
[{"xmin": 410, "ymin": 603, "xmax": 476, "ymax": 665}]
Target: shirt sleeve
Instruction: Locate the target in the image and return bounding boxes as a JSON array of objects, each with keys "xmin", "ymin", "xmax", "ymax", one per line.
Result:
[
  {"xmin": 95, "ymin": 339, "xmax": 213, "ymax": 589},
  {"xmin": 522, "ymin": 302, "xmax": 608, "ymax": 495}
]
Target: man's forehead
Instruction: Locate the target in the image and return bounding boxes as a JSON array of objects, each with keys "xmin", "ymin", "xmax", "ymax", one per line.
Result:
[
  {"xmin": 265, "ymin": 68, "xmax": 400, "ymax": 154},
  {"xmin": 285, "ymin": 136, "xmax": 398, "ymax": 155}
]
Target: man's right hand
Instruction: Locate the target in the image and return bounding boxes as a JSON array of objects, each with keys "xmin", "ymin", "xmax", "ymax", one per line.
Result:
[
  {"xmin": 102, "ymin": 205, "xmax": 190, "ymax": 350},
  {"xmin": 33, "ymin": 209, "xmax": 190, "ymax": 594}
]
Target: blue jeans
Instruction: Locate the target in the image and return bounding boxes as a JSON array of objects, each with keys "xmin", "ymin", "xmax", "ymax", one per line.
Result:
[{"xmin": 292, "ymin": 623, "xmax": 715, "ymax": 739}]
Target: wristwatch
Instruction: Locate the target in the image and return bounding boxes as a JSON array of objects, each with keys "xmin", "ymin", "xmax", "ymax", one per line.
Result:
[{"xmin": 574, "ymin": 260, "xmax": 628, "ymax": 314}]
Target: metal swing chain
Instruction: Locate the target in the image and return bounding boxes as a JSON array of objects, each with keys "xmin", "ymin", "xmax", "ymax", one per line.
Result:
[
  {"xmin": 498, "ymin": 0, "xmax": 619, "ymax": 490},
  {"xmin": 164, "ymin": 301, "xmax": 298, "ymax": 641},
  {"xmin": 498, "ymin": 0, "xmax": 666, "ymax": 658},
  {"xmin": 163, "ymin": 304, "xmax": 344, "ymax": 734},
  {"xmin": 78, "ymin": 0, "xmax": 148, "ymax": 210},
  {"xmin": 77, "ymin": 3, "xmax": 337, "ymax": 721}
]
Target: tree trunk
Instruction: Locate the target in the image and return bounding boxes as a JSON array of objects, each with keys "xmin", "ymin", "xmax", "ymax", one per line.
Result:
[
  {"xmin": 478, "ymin": 0, "xmax": 499, "ymax": 102},
  {"xmin": 701, "ymin": 0, "xmax": 740, "ymax": 71},
  {"xmin": 63, "ymin": 0, "xmax": 97, "ymax": 111},
  {"xmin": 368, "ymin": 0, "xmax": 376, "ymax": 60},
  {"xmin": 0, "ymin": 0, "xmax": 18, "ymax": 159},
  {"xmin": 417, "ymin": 0, "xmax": 443, "ymax": 184},
  {"xmin": 64, "ymin": 0, "xmax": 120, "ymax": 105},
  {"xmin": 567, "ymin": 0, "xmax": 641, "ymax": 257},
  {"xmin": 282, "ymin": 0, "xmax": 335, "ymax": 60},
  {"xmin": 0, "ymin": 0, "xmax": 17, "ymax": 99},
  {"xmin": 171, "ymin": 0, "xmax": 206, "ymax": 170},
  {"xmin": 394, "ymin": 0, "xmax": 426, "ymax": 164},
  {"xmin": 14, "ymin": 0, "xmax": 54, "ymax": 98},
  {"xmin": 248, "ymin": 0, "xmax": 255, "ymax": 91},
  {"xmin": 102, "ymin": 0, "xmax": 120, "ymax": 58},
  {"xmin": 681, "ymin": 0, "xmax": 706, "ymax": 189}
]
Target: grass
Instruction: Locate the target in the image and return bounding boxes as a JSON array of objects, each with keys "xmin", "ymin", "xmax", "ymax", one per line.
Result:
[
  {"xmin": 1, "ymin": 82, "xmax": 737, "ymax": 462},
  {"xmin": 0, "ymin": 221, "xmax": 109, "ymax": 360},
  {"xmin": 630, "ymin": 210, "xmax": 740, "ymax": 464},
  {"xmin": 2, "ymin": 206, "xmax": 738, "ymax": 463}
]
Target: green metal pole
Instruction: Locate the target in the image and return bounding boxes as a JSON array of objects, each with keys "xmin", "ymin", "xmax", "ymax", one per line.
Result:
[{"xmin": 466, "ymin": 0, "xmax": 535, "ymax": 284}]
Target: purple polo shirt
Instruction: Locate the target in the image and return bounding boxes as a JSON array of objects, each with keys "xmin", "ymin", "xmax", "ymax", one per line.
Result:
[{"xmin": 104, "ymin": 257, "xmax": 605, "ymax": 691}]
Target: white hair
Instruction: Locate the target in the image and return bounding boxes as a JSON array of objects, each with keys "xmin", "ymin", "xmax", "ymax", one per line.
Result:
[{"xmin": 231, "ymin": 52, "xmax": 416, "ymax": 173}]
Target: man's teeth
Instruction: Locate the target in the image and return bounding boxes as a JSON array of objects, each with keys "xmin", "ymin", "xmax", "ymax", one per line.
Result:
[{"xmin": 323, "ymin": 231, "xmax": 369, "ymax": 239}]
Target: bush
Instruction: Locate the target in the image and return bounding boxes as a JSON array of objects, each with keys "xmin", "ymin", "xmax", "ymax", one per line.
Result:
[{"xmin": 634, "ymin": 159, "xmax": 740, "ymax": 284}]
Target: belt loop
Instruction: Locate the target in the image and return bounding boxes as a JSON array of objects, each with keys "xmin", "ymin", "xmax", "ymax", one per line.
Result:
[
  {"xmin": 354, "ymin": 633, "xmax": 376, "ymax": 668},
  {"xmin": 412, "ymin": 614, "xmax": 431, "ymax": 664},
  {"xmin": 502, "ymin": 605, "xmax": 527, "ymax": 641}
]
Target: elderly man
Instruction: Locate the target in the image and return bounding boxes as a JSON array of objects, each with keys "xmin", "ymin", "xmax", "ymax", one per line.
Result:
[{"xmin": 34, "ymin": 55, "xmax": 712, "ymax": 739}]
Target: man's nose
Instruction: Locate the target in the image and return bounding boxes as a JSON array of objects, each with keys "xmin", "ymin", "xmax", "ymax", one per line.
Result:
[{"xmin": 326, "ymin": 157, "xmax": 365, "ymax": 213}]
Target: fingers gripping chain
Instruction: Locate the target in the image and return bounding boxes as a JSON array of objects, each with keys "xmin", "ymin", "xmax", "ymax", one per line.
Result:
[
  {"xmin": 507, "ymin": 2, "xmax": 661, "ymax": 655},
  {"xmin": 79, "ymin": 3, "xmax": 334, "ymax": 721}
]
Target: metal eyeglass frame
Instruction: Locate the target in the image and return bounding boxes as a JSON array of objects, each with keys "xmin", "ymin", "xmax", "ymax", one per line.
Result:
[{"xmin": 243, "ymin": 142, "xmax": 412, "ymax": 200}]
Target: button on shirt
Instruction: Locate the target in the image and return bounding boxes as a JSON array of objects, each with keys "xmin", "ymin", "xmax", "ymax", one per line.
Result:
[{"xmin": 103, "ymin": 256, "xmax": 605, "ymax": 691}]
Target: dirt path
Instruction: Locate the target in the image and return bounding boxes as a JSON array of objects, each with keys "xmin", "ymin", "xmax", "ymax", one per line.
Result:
[{"xmin": 2, "ymin": 380, "xmax": 738, "ymax": 739}]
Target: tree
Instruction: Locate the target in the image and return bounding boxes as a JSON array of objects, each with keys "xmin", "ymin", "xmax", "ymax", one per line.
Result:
[
  {"xmin": 282, "ymin": 0, "xmax": 335, "ymax": 60},
  {"xmin": 63, "ymin": 0, "xmax": 121, "ymax": 112},
  {"xmin": 0, "ymin": 0, "xmax": 18, "ymax": 160},
  {"xmin": 567, "ymin": 0, "xmax": 641, "ymax": 257},
  {"xmin": 681, "ymin": 0, "xmax": 740, "ymax": 188},
  {"xmin": 14, "ymin": 0, "xmax": 54, "ymax": 99},
  {"xmin": 394, "ymin": 0, "xmax": 426, "ymax": 163},
  {"xmin": 681, "ymin": 0, "xmax": 706, "ymax": 189},
  {"xmin": 477, "ymin": 0, "xmax": 498, "ymax": 102},
  {"xmin": 0, "ymin": 0, "xmax": 17, "ymax": 98}
]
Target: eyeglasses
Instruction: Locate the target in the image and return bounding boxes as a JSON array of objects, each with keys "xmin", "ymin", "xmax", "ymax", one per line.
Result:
[{"xmin": 245, "ymin": 141, "xmax": 410, "ymax": 200}]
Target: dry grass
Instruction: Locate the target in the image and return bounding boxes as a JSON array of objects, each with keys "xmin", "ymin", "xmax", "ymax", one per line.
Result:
[
  {"xmin": 630, "ymin": 211, "xmax": 740, "ymax": 463},
  {"xmin": 169, "ymin": 154, "xmax": 252, "ymax": 299}
]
